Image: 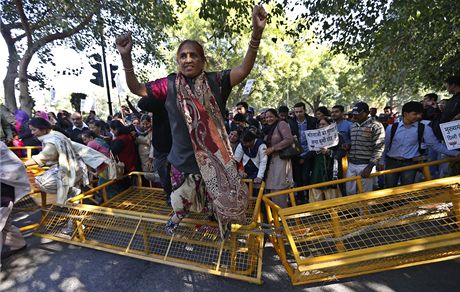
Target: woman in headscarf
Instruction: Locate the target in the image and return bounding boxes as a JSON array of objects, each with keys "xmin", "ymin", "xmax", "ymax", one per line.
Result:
[
  {"xmin": 24, "ymin": 118, "xmax": 88, "ymax": 204},
  {"xmin": 116, "ymin": 5, "xmax": 267, "ymax": 237},
  {"xmin": 35, "ymin": 110, "xmax": 49, "ymax": 121},
  {"xmin": 14, "ymin": 110, "xmax": 41, "ymax": 157}
]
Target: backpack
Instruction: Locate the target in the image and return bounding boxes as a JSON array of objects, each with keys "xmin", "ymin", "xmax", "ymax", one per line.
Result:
[{"xmin": 389, "ymin": 122, "xmax": 425, "ymax": 155}]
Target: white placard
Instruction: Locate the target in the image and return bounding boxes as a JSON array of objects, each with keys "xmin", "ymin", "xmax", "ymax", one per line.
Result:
[
  {"xmin": 115, "ymin": 72, "xmax": 125, "ymax": 96},
  {"xmin": 50, "ymin": 87, "xmax": 57, "ymax": 106},
  {"xmin": 242, "ymin": 79, "xmax": 255, "ymax": 96},
  {"xmin": 305, "ymin": 123, "xmax": 339, "ymax": 151},
  {"xmin": 439, "ymin": 120, "xmax": 460, "ymax": 150},
  {"xmin": 81, "ymin": 96, "xmax": 95, "ymax": 113}
]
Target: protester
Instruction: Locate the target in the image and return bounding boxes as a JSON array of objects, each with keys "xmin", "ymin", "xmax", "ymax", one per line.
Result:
[
  {"xmin": 346, "ymin": 102, "xmax": 385, "ymax": 195},
  {"xmin": 331, "ymin": 105, "xmax": 352, "ymax": 144},
  {"xmin": 136, "ymin": 115, "xmax": 156, "ymax": 181},
  {"xmin": 233, "ymin": 101, "xmax": 260, "ymax": 130},
  {"xmin": 0, "ymin": 142, "xmax": 30, "ymax": 265},
  {"xmin": 109, "ymin": 120, "xmax": 140, "ymax": 174},
  {"xmin": 117, "ymin": 4, "xmax": 266, "ymax": 237},
  {"xmin": 315, "ymin": 106, "xmax": 330, "ymax": 121},
  {"xmin": 233, "ymin": 130, "xmax": 268, "ymax": 196},
  {"xmin": 287, "ymin": 102, "xmax": 317, "ymax": 203},
  {"xmin": 278, "ymin": 105, "xmax": 290, "ymax": 122},
  {"xmin": 24, "ymin": 118, "xmax": 88, "ymax": 203},
  {"xmin": 309, "ymin": 117, "xmax": 345, "ymax": 202},
  {"xmin": 264, "ymin": 108, "xmax": 294, "ymax": 208},
  {"xmin": 380, "ymin": 101, "xmax": 460, "ymax": 188},
  {"xmin": 440, "ymin": 76, "xmax": 460, "ymax": 124},
  {"xmin": 228, "ymin": 130, "xmax": 240, "ymax": 152},
  {"xmin": 67, "ymin": 112, "xmax": 90, "ymax": 144}
]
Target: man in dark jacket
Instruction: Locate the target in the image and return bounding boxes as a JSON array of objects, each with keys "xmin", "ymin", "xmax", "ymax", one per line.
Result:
[
  {"xmin": 287, "ymin": 102, "xmax": 317, "ymax": 204},
  {"xmin": 67, "ymin": 112, "xmax": 90, "ymax": 144},
  {"xmin": 138, "ymin": 96, "xmax": 173, "ymax": 205},
  {"xmin": 440, "ymin": 76, "xmax": 460, "ymax": 124}
]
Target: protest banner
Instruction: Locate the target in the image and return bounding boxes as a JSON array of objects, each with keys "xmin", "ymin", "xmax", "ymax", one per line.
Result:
[
  {"xmin": 305, "ymin": 124, "xmax": 339, "ymax": 151},
  {"xmin": 439, "ymin": 120, "xmax": 460, "ymax": 150},
  {"xmin": 242, "ymin": 79, "xmax": 255, "ymax": 96}
]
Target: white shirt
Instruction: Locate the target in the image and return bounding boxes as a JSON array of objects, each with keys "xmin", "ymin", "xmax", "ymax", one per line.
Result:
[
  {"xmin": 0, "ymin": 142, "xmax": 30, "ymax": 201},
  {"xmin": 233, "ymin": 142, "xmax": 268, "ymax": 179}
]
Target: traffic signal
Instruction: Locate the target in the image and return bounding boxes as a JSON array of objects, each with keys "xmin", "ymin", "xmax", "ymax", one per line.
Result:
[
  {"xmin": 110, "ymin": 64, "xmax": 118, "ymax": 88},
  {"xmin": 90, "ymin": 63, "xmax": 104, "ymax": 87}
]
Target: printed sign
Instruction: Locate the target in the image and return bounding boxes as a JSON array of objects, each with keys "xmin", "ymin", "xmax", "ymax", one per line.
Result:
[
  {"xmin": 305, "ymin": 123, "xmax": 339, "ymax": 151},
  {"xmin": 242, "ymin": 79, "xmax": 255, "ymax": 96},
  {"xmin": 439, "ymin": 120, "xmax": 460, "ymax": 150}
]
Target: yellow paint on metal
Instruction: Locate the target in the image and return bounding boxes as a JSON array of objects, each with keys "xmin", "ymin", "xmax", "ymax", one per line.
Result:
[
  {"xmin": 34, "ymin": 179, "xmax": 265, "ymax": 284},
  {"xmin": 264, "ymin": 175, "xmax": 460, "ymax": 285}
]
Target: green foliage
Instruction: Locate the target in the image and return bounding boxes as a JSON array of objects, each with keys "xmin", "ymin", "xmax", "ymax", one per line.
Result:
[
  {"xmin": 160, "ymin": 1, "xmax": 371, "ymax": 113},
  {"xmin": 283, "ymin": 0, "xmax": 460, "ymax": 94}
]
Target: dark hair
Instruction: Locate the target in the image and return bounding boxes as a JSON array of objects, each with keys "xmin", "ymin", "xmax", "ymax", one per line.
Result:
[
  {"xmin": 445, "ymin": 76, "xmax": 460, "ymax": 86},
  {"xmin": 318, "ymin": 117, "xmax": 333, "ymax": 125},
  {"xmin": 89, "ymin": 120, "xmax": 104, "ymax": 128},
  {"xmin": 278, "ymin": 105, "xmax": 289, "ymax": 113},
  {"xmin": 233, "ymin": 113, "xmax": 246, "ymax": 122},
  {"xmin": 332, "ymin": 105, "xmax": 345, "ymax": 112},
  {"xmin": 236, "ymin": 101, "xmax": 249, "ymax": 110},
  {"xmin": 384, "ymin": 106, "xmax": 392, "ymax": 111},
  {"xmin": 402, "ymin": 101, "xmax": 423, "ymax": 114},
  {"xmin": 424, "ymin": 93, "xmax": 438, "ymax": 101},
  {"xmin": 315, "ymin": 106, "xmax": 330, "ymax": 116},
  {"xmin": 293, "ymin": 102, "xmax": 306, "ymax": 110},
  {"xmin": 176, "ymin": 40, "xmax": 207, "ymax": 65},
  {"xmin": 241, "ymin": 129, "xmax": 257, "ymax": 142},
  {"xmin": 140, "ymin": 114, "xmax": 151, "ymax": 122},
  {"xmin": 82, "ymin": 131, "xmax": 98, "ymax": 140},
  {"xmin": 110, "ymin": 120, "xmax": 130, "ymax": 135},
  {"xmin": 29, "ymin": 117, "xmax": 52, "ymax": 129},
  {"xmin": 265, "ymin": 108, "xmax": 279, "ymax": 118}
]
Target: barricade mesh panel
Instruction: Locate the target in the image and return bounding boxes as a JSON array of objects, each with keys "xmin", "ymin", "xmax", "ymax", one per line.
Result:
[
  {"xmin": 283, "ymin": 185, "xmax": 459, "ymax": 260},
  {"xmin": 271, "ymin": 181, "xmax": 460, "ymax": 284},
  {"xmin": 102, "ymin": 187, "xmax": 258, "ymax": 225},
  {"xmin": 34, "ymin": 187, "xmax": 263, "ymax": 283}
]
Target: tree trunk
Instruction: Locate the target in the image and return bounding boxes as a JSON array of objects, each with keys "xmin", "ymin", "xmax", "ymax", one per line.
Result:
[
  {"xmin": 1, "ymin": 24, "xmax": 20, "ymax": 112},
  {"xmin": 18, "ymin": 50, "xmax": 34, "ymax": 115},
  {"xmin": 3, "ymin": 58, "xmax": 19, "ymax": 113}
]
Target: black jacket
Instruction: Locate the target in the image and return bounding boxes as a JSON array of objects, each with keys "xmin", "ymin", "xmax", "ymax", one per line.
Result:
[{"xmin": 287, "ymin": 115, "xmax": 317, "ymax": 137}]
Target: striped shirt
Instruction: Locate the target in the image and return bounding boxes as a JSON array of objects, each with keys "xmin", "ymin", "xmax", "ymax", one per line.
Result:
[{"xmin": 349, "ymin": 118, "xmax": 385, "ymax": 165}]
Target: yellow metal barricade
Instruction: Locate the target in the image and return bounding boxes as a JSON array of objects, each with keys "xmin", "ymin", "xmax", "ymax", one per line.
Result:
[
  {"xmin": 264, "ymin": 156, "xmax": 460, "ymax": 285},
  {"xmin": 34, "ymin": 175, "xmax": 265, "ymax": 284}
]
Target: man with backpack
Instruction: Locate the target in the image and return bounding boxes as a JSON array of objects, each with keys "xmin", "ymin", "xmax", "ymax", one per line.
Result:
[{"xmin": 379, "ymin": 101, "xmax": 460, "ymax": 188}]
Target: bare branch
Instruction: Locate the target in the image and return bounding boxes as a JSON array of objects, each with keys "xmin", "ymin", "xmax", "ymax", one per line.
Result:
[
  {"xmin": 30, "ymin": 14, "xmax": 94, "ymax": 55},
  {"xmin": 14, "ymin": 0, "xmax": 33, "ymax": 45}
]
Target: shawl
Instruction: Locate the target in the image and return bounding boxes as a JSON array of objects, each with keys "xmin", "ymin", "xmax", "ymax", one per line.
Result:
[
  {"xmin": 37, "ymin": 130, "xmax": 88, "ymax": 203},
  {"xmin": 176, "ymin": 72, "xmax": 248, "ymax": 237},
  {"xmin": 264, "ymin": 120, "xmax": 279, "ymax": 147}
]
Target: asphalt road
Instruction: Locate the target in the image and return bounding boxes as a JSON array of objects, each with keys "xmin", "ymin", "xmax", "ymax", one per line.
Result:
[{"xmin": 1, "ymin": 210, "xmax": 460, "ymax": 292}]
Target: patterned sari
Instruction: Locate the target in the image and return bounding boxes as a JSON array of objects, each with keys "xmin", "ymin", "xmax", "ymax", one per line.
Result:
[{"xmin": 175, "ymin": 72, "xmax": 248, "ymax": 236}]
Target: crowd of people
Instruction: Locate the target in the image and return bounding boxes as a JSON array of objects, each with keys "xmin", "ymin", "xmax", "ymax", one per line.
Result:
[{"xmin": 1, "ymin": 3, "xmax": 460, "ymax": 261}]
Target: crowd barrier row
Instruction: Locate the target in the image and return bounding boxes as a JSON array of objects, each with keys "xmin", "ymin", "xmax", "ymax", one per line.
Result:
[{"xmin": 8, "ymin": 146, "xmax": 460, "ymax": 285}]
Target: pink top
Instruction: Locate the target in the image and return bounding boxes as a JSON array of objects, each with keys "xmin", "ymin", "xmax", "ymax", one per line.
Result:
[{"xmin": 87, "ymin": 140, "xmax": 110, "ymax": 157}]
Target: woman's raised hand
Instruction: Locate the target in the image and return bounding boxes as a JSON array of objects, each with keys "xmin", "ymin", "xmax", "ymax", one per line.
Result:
[
  {"xmin": 115, "ymin": 31, "xmax": 133, "ymax": 56},
  {"xmin": 252, "ymin": 5, "xmax": 268, "ymax": 36}
]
